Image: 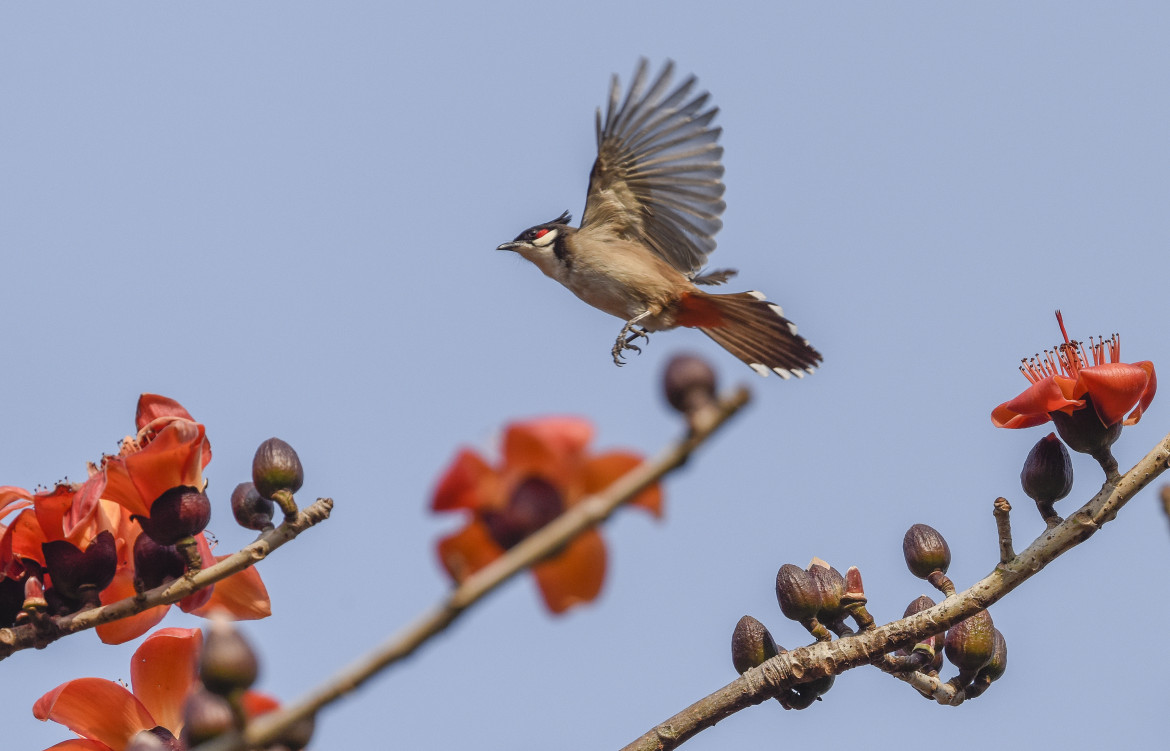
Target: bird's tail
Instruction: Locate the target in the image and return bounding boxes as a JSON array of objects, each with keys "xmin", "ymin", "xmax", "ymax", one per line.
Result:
[{"xmin": 675, "ymin": 290, "xmax": 822, "ymax": 378}]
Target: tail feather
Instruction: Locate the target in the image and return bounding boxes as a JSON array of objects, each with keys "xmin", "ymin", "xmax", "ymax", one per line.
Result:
[{"xmin": 691, "ymin": 291, "xmax": 822, "ymax": 378}]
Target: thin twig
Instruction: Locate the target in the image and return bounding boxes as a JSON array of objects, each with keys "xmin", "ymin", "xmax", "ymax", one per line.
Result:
[
  {"xmin": 0, "ymin": 497, "xmax": 334, "ymax": 660},
  {"xmin": 194, "ymin": 387, "xmax": 752, "ymax": 751},
  {"xmin": 993, "ymin": 497, "xmax": 1014, "ymax": 562},
  {"xmin": 621, "ymin": 429, "xmax": 1170, "ymax": 751}
]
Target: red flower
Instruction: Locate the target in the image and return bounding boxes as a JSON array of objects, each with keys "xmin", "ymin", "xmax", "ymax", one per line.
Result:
[
  {"xmin": 0, "ymin": 395, "xmax": 271, "ymax": 641},
  {"xmin": 992, "ymin": 312, "xmax": 1156, "ymax": 430},
  {"xmin": 33, "ymin": 627, "xmax": 279, "ymax": 751},
  {"xmin": 34, "ymin": 627, "xmax": 203, "ymax": 750},
  {"xmin": 431, "ymin": 417, "xmax": 661, "ymax": 614}
]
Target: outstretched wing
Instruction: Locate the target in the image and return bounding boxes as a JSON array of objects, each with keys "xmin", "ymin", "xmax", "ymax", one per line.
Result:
[{"xmin": 581, "ymin": 59, "xmax": 726, "ymax": 277}]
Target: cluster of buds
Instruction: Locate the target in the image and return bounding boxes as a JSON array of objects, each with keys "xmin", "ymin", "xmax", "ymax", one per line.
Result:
[
  {"xmin": 730, "ymin": 615, "xmax": 833, "ymax": 710},
  {"xmin": 176, "ymin": 621, "xmax": 315, "ymax": 750},
  {"xmin": 774, "ymin": 559, "xmax": 872, "ymax": 640},
  {"xmin": 897, "ymin": 524, "xmax": 1008, "ymax": 699},
  {"xmin": 727, "ymin": 560, "xmax": 872, "ymax": 709}
]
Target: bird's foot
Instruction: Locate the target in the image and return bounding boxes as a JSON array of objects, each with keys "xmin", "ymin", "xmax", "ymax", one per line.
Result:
[{"xmin": 611, "ymin": 322, "xmax": 650, "ymax": 366}]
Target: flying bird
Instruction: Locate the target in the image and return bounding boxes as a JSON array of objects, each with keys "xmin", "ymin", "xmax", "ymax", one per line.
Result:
[{"xmin": 497, "ymin": 60, "xmax": 822, "ymax": 378}]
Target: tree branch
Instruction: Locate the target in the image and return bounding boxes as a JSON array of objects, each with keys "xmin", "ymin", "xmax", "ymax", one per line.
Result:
[
  {"xmin": 621, "ymin": 428, "xmax": 1170, "ymax": 750},
  {"xmin": 0, "ymin": 497, "xmax": 334, "ymax": 660},
  {"xmin": 193, "ymin": 387, "xmax": 752, "ymax": 751}
]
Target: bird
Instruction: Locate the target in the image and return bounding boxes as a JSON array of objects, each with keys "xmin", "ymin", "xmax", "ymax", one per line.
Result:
[{"xmin": 496, "ymin": 59, "xmax": 822, "ymax": 379}]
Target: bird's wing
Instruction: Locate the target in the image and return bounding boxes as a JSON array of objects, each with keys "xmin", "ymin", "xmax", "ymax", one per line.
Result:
[{"xmin": 580, "ymin": 59, "xmax": 726, "ymax": 278}]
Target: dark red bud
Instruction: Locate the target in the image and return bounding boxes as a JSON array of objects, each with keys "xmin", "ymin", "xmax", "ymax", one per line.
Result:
[
  {"xmin": 126, "ymin": 727, "xmax": 183, "ymax": 751},
  {"xmin": 775, "ymin": 564, "xmax": 821, "ymax": 622},
  {"xmin": 133, "ymin": 534, "xmax": 187, "ymax": 591},
  {"xmin": 807, "ymin": 560, "xmax": 846, "ymax": 619},
  {"xmin": 1050, "ymin": 393, "xmax": 1123, "ymax": 455},
  {"xmin": 1021, "ymin": 433, "xmax": 1074, "ymax": 504},
  {"xmin": 944, "ymin": 610, "xmax": 996, "ymax": 676},
  {"xmin": 252, "ymin": 438, "xmax": 304, "ymax": 499},
  {"xmin": 903, "ymin": 524, "xmax": 951, "ymax": 579},
  {"xmin": 181, "ymin": 689, "xmax": 236, "ymax": 745},
  {"xmin": 731, "ymin": 615, "xmax": 782, "ymax": 674},
  {"xmin": 200, "ymin": 620, "xmax": 259, "ymax": 696},
  {"xmin": 134, "ymin": 486, "xmax": 211, "ymax": 545},
  {"xmin": 0, "ymin": 576, "xmax": 23, "ymax": 627},
  {"xmin": 41, "ymin": 530, "xmax": 117, "ymax": 600},
  {"xmin": 902, "ymin": 595, "xmax": 936, "ymax": 617},
  {"xmin": 977, "ymin": 628, "xmax": 1008, "ymax": 683},
  {"xmin": 844, "ymin": 566, "xmax": 865, "ymax": 600},
  {"xmin": 231, "ymin": 482, "xmax": 275, "ymax": 531},
  {"xmin": 663, "ymin": 353, "xmax": 718, "ymax": 415}
]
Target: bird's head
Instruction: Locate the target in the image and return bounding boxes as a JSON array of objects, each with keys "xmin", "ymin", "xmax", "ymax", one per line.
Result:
[{"xmin": 497, "ymin": 211, "xmax": 573, "ymax": 265}]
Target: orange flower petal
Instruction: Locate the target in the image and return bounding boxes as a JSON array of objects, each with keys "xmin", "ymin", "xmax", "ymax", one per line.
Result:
[
  {"xmin": 503, "ymin": 417, "xmax": 593, "ymax": 479},
  {"xmin": 5, "ymin": 509, "xmax": 49, "ymax": 568},
  {"xmin": 0, "ymin": 486, "xmax": 32, "ymax": 523},
  {"xmin": 1077, "ymin": 361, "xmax": 1154, "ymax": 427},
  {"xmin": 105, "ymin": 422, "xmax": 207, "ymax": 517},
  {"xmin": 130, "ymin": 628, "xmax": 202, "ymax": 735},
  {"xmin": 187, "ymin": 558, "xmax": 272, "ymax": 620},
  {"xmin": 44, "ymin": 740, "xmax": 113, "ymax": 750},
  {"xmin": 241, "ymin": 691, "xmax": 280, "ymax": 719},
  {"xmin": 431, "ymin": 449, "xmax": 497, "ymax": 512},
  {"xmin": 1124, "ymin": 361, "xmax": 1157, "ymax": 425},
  {"xmin": 436, "ymin": 521, "xmax": 503, "ymax": 583},
  {"xmin": 532, "ymin": 528, "xmax": 606, "ymax": 614},
  {"xmin": 96, "ymin": 562, "xmax": 169, "ymax": 645},
  {"xmin": 582, "ymin": 452, "xmax": 662, "ymax": 517},
  {"xmin": 34, "ymin": 677, "xmax": 155, "ymax": 750},
  {"xmin": 136, "ymin": 394, "xmax": 196, "ymax": 432},
  {"xmin": 991, "ymin": 376, "xmax": 1082, "ymax": 428}
]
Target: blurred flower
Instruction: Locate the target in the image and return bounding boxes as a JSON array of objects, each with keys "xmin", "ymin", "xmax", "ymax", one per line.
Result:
[
  {"xmin": 34, "ymin": 627, "xmax": 280, "ymax": 751},
  {"xmin": 431, "ymin": 416, "xmax": 661, "ymax": 614},
  {"xmin": 992, "ymin": 311, "xmax": 1156, "ymax": 430}
]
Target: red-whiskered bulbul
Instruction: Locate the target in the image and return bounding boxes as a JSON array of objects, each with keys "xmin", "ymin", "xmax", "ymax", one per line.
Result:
[{"xmin": 497, "ymin": 59, "xmax": 822, "ymax": 378}]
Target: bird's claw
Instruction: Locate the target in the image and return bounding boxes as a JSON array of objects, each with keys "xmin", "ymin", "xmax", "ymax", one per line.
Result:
[{"xmin": 611, "ymin": 323, "xmax": 650, "ymax": 366}]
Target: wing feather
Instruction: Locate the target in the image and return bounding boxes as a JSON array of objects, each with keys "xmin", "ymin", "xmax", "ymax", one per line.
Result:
[{"xmin": 581, "ymin": 59, "xmax": 726, "ymax": 276}]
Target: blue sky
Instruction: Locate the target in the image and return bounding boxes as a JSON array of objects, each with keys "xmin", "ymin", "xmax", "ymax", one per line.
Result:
[{"xmin": 2, "ymin": 3, "xmax": 1169, "ymax": 750}]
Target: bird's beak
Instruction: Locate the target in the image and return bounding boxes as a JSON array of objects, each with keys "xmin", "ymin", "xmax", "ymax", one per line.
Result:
[{"xmin": 497, "ymin": 241, "xmax": 519, "ymax": 251}]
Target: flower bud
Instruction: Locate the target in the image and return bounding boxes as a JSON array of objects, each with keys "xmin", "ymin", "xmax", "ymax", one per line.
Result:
[
  {"xmin": 807, "ymin": 560, "xmax": 846, "ymax": 620},
  {"xmin": 731, "ymin": 615, "xmax": 782, "ymax": 674},
  {"xmin": 200, "ymin": 620, "xmax": 259, "ymax": 696},
  {"xmin": 181, "ymin": 689, "xmax": 236, "ymax": 745},
  {"xmin": 775, "ymin": 564, "xmax": 821, "ymax": 622},
  {"xmin": 0, "ymin": 576, "xmax": 23, "ymax": 627},
  {"xmin": 40, "ymin": 530, "xmax": 117, "ymax": 600},
  {"xmin": 1021, "ymin": 433, "xmax": 1073, "ymax": 504},
  {"xmin": 134, "ymin": 486, "xmax": 212, "ymax": 545},
  {"xmin": 902, "ymin": 524, "xmax": 951, "ymax": 580},
  {"xmin": 944, "ymin": 610, "xmax": 996, "ymax": 678},
  {"xmin": 126, "ymin": 727, "xmax": 183, "ymax": 751},
  {"xmin": 898, "ymin": 595, "xmax": 943, "ymax": 671},
  {"xmin": 252, "ymin": 438, "xmax": 304, "ymax": 499},
  {"xmin": 662, "ymin": 354, "xmax": 717, "ymax": 415},
  {"xmin": 22, "ymin": 576, "xmax": 47, "ymax": 611},
  {"xmin": 133, "ymin": 533, "xmax": 187, "ymax": 591},
  {"xmin": 231, "ymin": 482, "xmax": 275, "ymax": 531}
]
